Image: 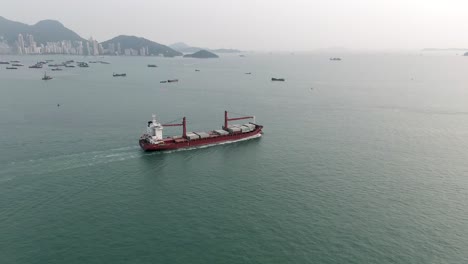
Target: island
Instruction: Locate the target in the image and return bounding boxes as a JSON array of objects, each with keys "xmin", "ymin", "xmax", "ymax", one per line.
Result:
[{"xmin": 183, "ymin": 50, "xmax": 219, "ymax": 59}]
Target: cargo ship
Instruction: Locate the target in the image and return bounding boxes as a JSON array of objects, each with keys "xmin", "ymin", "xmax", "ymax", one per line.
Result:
[{"xmin": 139, "ymin": 111, "xmax": 263, "ymax": 151}]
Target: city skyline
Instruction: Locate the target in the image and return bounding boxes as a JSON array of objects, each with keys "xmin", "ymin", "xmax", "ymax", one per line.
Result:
[
  {"xmin": 1, "ymin": 33, "xmax": 152, "ymax": 56},
  {"xmin": 4, "ymin": 0, "xmax": 468, "ymax": 51}
]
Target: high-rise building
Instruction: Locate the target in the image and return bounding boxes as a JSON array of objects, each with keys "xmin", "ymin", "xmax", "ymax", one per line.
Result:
[
  {"xmin": 86, "ymin": 41, "xmax": 92, "ymax": 56},
  {"xmin": 17, "ymin": 34, "xmax": 25, "ymax": 54},
  {"xmin": 108, "ymin": 43, "xmax": 115, "ymax": 55},
  {"xmin": 75, "ymin": 41, "xmax": 83, "ymax": 55},
  {"xmin": 117, "ymin": 43, "xmax": 121, "ymax": 55}
]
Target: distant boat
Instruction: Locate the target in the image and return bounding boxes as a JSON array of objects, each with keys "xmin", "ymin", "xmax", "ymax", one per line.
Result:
[
  {"xmin": 195, "ymin": 69, "xmax": 200, "ymax": 72},
  {"xmin": 10, "ymin": 60, "xmax": 20, "ymax": 63},
  {"xmin": 99, "ymin": 61, "xmax": 110, "ymax": 64},
  {"xmin": 147, "ymin": 64, "xmax": 157, "ymax": 67},
  {"xmin": 167, "ymin": 79, "xmax": 179, "ymax": 83},
  {"xmin": 51, "ymin": 67, "xmax": 62, "ymax": 71},
  {"xmin": 6, "ymin": 67, "xmax": 18, "ymax": 70},
  {"xmin": 271, "ymin": 78, "xmax": 285, "ymax": 81},
  {"xmin": 77, "ymin": 62, "xmax": 89, "ymax": 67},
  {"xmin": 239, "ymin": 55, "xmax": 246, "ymax": 57},
  {"xmin": 65, "ymin": 65, "xmax": 75, "ymax": 68},
  {"xmin": 245, "ymin": 72, "xmax": 252, "ymax": 75},
  {"xmin": 329, "ymin": 57, "xmax": 342, "ymax": 61},
  {"xmin": 42, "ymin": 72, "xmax": 53, "ymax": 80},
  {"xmin": 160, "ymin": 81, "xmax": 167, "ymax": 83},
  {"xmin": 12, "ymin": 63, "xmax": 24, "ymax": 67},
  {"xmin": 0, "ymin": 61, "xmax": 9, "ymax": 64},
  {"xmin": 113, "ymin": 73, "xmax": 126, "ymax": 77},
  {"xmin": 29, "ymin": 64, "xmax": 43, "ymax": 69}
]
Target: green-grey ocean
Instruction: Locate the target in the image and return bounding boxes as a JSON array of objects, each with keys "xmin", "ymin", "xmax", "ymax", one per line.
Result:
[{"xmin": 1, "ymin": 53, "xmax": 467, "ymax": 263}]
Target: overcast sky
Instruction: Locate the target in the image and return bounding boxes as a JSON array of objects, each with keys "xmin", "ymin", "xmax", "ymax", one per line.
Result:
[{"xmin": 3, "ymin": 0, "xmax": 468, "ymax": 51}]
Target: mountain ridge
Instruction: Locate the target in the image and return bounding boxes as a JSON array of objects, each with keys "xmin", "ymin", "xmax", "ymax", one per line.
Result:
[
  {"xmin": 102, "ymin": 35, "xmax": 182, "ymax": 57},
  {"xmin": 0, "ymin": 16, "xmax": 85, "ymax": 44},
  {"xmin": 170, "ymin": 42, "xmax": 241, "ymax": 54}
]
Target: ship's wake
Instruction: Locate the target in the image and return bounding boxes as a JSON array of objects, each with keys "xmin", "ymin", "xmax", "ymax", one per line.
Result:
[
  {"xmin": 0, "ymin": 134, "xmax": 262, "ymax": 182},
  {"xmin": 0, "ymin": 146, "xmax": 146, "ymax": 180}
]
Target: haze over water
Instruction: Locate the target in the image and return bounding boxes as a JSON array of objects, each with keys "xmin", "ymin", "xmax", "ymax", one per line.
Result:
[{"xmin": 1, "ymin": 53, "xmax": 468, "ymax": 263}]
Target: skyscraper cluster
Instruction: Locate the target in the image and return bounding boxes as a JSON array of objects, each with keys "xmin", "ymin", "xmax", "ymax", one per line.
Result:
[
  {"xmin": 2, "ymin": 34, "xmax": 151, "ymax": 56},
  {"xmin": 9, "ymin": 34, "xmax": 105, "ymax": 55}
]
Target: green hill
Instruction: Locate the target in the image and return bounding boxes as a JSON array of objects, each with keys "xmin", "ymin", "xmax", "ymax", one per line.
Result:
[
  {"xmin": 0, "ymin": 16, "xmax": 85, "ymax": 44},
  {"xmin": 102, "ymin": 35, "xmax": 182, "ymax": 57},
  {"xmin": 183, "ymin": 49, "xmax": 219, "ymax": 58}
]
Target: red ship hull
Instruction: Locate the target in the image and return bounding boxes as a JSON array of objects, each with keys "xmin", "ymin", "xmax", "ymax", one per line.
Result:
[{"xmin": 140, "ymin": 126, "xmax": 263, "ymax": 151}]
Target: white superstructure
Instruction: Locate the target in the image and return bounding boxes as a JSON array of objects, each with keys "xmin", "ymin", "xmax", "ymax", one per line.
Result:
[{"xmin": 147, "ymin": 114, "xmax": 163, "ymax": 141}]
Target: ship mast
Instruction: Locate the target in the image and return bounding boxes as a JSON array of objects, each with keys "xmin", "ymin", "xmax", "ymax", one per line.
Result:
[
  {"xmin": 162, "ymin": 117, "xmax": 187, "ymax": 138},
  {"xmin": 224, "ymin": 111, "xmax": 254, "ymax": 128}
]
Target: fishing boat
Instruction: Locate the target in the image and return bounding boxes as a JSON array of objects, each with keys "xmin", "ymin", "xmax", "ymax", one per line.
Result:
[
  {"xmin": 0, "ymin": 61, "xmax": 9, "ymax": 64},
  {"xmin": 29, "ymin": 64, "xmax": 43, "ymax": 69},
  {"xmin": 271, "ymin": 78, "xmax": 285, "ymax": 81},
  {"xmin": 51, "ymin": 67, "xmax": 62, "ymax": 71},
  {"xmin": 167, "ymin": 79, "xmax": 178, "ymax": 83},
  {"xmin": 147, "ymin": 64, "xmax": 157, "ymax": 67},
  {"xmin": 139, "ymin": 111, "xmax": 263, "ymax": 151},
  {"xmin": 160, "ymin": 81, "xmax": 167, "ymax": 83},
  {"xmin": 113, "ymin": 73, "xmax": 126, "ymax": 77},
  {"xmin": 42, "ymin": 72, "xmax": 53, "ymax": 80},
  {"xmin": 6, "ymin": 67, "xmax": 18, "ymax": 70}
]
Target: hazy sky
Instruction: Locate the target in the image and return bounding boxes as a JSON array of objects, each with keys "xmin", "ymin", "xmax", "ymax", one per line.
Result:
[{"xmin": 4, "ymin": 0, "xmax": 468, "ymax": 51}]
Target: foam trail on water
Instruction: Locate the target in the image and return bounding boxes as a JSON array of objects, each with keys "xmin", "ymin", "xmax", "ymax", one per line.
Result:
[{"xmin": 0, "ymin": 146, "xmax": 142, "ymax": 180}]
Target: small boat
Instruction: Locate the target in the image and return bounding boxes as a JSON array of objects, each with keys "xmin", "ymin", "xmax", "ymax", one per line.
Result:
[
  {"xmin": 167, "ymin": 79, "xmax": 179, "ymax": 83},
  {"xmin": 160, "ymin": 81, "xmax": 167, "ymax": 83},
  {"xmin": 42, "ymin": 72, "xmax": 53, "ymax": 80},
  {"xmin": 329, "ymin": 57, "xmax": 342, "ymax": 61},
  {"xmin": 99, "ymin": 61, "xmax": 110, "ymax": 64},
  {"xmin": 6, "ymin": 67, "xmax": 18, "ymax": 70},
  {"xmin": 10, "ymin": 60, "xmax": 20, "ymax": 63},
  {"xmin": 65, "ymin": 65, "xmax": 75, "ymax": 68},
  {"xmin": 245, "ymin": 72, "xmax": 251, "ymax": 75},
  {"xmin": 147, "ymin": 64, "xmax": 157, "ymax": 67},
  {"xmin": 65, "ymin": 60, "xmax": 74, "ymax": 63},
  {"xmin": 271, "ymin": 78, "xmax": 285, "ymax": 81},
  {"xmin": 113, "ymin": 73, "xmax": 126, "ymax": 77},
  {"xmin": 89, "ymin": 61, "xmax": 98, "ymax": 63},
  {"xmin": 77, "ymin": 62, "xmax": 89, "ymax": 67},
  {"xmin": 51, "ymin": 67, "xmax": 63, "ymax": 71},
  {"xmin": 0, "ymin": 61, "xmax": 9, "ymax": 64},
  {"xmin": 12, "ymin": 63, "xmax": 24, "ymax": 67},
  {"xmin": 195, "ymin": 69, "xmax": 200, "ymax": 72},
  {"xmin": 29, "ymin": 64, "xmax": 43, "ymax": 69},
  {"xmin": 45, "ymin": 59, "xmax": 54, "ymax": 62}
]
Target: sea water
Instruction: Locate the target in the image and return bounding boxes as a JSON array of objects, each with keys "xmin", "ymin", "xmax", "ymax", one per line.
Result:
[{"xmin": 1, "ymin": 53, "xmax": 468, "ymax": 263}]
